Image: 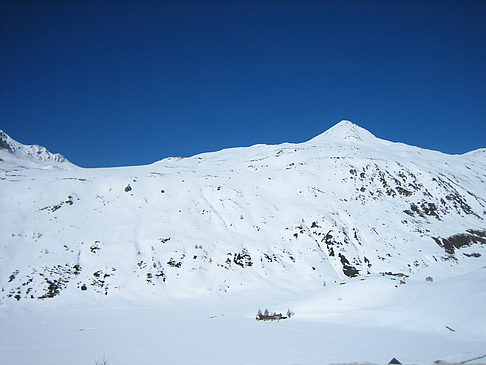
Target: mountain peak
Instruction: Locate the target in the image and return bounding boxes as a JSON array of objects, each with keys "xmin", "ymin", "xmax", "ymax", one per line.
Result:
[
  {"xmin": 307, "ymin": 120, "xmax": 377, "ymax": 144},
  {"xmin": 0, "ymin": 130, "xmax": 15, "ymax": 153},
  {"xmin": 0, "ymin": 130, "xmax": 70, "ymax": 164}
]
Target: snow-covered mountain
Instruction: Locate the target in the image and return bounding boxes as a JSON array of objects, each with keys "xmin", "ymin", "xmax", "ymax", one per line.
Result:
[
  {"xmin": 0, "ymin": 130, "xmax": 70, "ymax": 166},
  {"xmin": 2, "ymin": 121, "xmax": 486, "ymax": 365},
  {"xmin": 1, "ymin": 120, "xmax": 485, "ymax": 303}
]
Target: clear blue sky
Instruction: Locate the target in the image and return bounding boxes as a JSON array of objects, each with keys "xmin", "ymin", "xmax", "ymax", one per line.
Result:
[{"xmin": 1, "ymin": 0, "xmax": 485, "ymax": 167}]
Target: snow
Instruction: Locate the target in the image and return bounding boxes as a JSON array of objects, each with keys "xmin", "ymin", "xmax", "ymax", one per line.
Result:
[
  {"xmin": 1, "ymin": 272, "xmax": 485, "ymax": 365},
  {"xmin": 0, "ymin": 130, "xmax": 70, "ymax": 165},
  {"xmin": 0, "ymin": 121, "xmax": 485, "ymax": 364}
]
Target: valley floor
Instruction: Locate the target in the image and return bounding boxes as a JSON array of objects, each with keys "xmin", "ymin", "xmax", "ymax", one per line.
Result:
[{"xmin": 1, "ymin": 272, "xmax": 485, "ymax": 365}]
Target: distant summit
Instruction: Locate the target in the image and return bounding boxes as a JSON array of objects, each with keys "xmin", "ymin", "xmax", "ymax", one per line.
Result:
[
  {"xmin": 306, "ymin": 120, "xmax": 378, "ymax": 145},
  {"xmin": 0, "ymin": 130, "xmax": 69, "ymax": 164}
]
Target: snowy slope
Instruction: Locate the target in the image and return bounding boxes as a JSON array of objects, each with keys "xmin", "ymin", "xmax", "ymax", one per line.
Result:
[
  {"xmin": 1, "ymin": 121, "xmax": 485, "ymax": 302},
  {"xmin": 0, "ymin": 130, "xmax": 71, "ymax": 167},
  {"xmin": 1, "ymin": 121, "xmax": 485, "ymax": 364}
]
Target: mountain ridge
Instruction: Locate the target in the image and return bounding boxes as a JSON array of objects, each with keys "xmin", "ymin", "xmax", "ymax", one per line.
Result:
[
  {"xmin": 0, "ymin": 121, "xmax": 485, "ymax": 304},
  {"xmin": 1, "ymin": 121, "xmax": 482, "ymax": 170},
  {"xmin": 0, "ymin": 129, "xmax": 70, "ymax": 166}
]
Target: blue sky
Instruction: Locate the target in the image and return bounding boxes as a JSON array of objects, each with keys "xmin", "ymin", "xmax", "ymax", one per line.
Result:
[{"xmin": 1, "ymin": 0, "xmax": 485, "ymax": 168}]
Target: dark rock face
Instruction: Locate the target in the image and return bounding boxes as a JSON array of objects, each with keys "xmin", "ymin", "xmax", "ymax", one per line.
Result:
[
  {"xmin": 339, "ymin": 253, "xmax": 359, "ymax": 278},
  {"xmin": 233, "ymin": 249, "xmax": 253, "ymax": 268},
  {"xmin": 433, "ymin": 230, "xmax": 486, "ymax": 256},
  {"xmin": 0, "ymin": 131, "xmax": 15, "ymax": 153}
]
